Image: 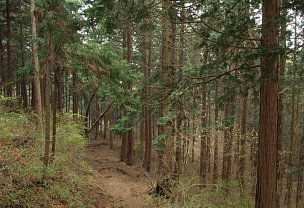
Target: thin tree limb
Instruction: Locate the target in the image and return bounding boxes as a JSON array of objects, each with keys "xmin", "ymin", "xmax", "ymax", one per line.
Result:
[{"xmin": 86, "ymin": 101, "xmax": 114, "ymax": 135}]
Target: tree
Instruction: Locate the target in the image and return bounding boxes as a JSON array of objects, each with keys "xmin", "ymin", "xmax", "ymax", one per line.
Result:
[
  {"xmin": 6, "ymin": 0, "xmax": 12, "ymax": 97},
  {"xmin": 255, "ymin": 0, "xmax": 280, "ymax": 207},
  {"xmin": 43, "ymin": 28, "xmax": 52, "ymax": 167},
  {"xmin": 30, "ymin": 0, "xmax": 42, "ymax": 128}
]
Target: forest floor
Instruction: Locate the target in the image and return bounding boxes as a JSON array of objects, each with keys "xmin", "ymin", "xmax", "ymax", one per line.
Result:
[{"xmin": 84, "ymin": 140, "xmax": 151, "ymax": 208}]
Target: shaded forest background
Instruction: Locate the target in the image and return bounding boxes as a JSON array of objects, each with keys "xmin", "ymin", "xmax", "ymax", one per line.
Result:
[{"xmin": 0, "ymin": 0, "xmax": 304, "ymax": 207}]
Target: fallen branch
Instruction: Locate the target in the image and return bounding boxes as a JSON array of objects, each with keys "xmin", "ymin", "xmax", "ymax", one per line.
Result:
[{"xmin": 86, "ymin": 101, "xmax": 114, "ymax": 136}]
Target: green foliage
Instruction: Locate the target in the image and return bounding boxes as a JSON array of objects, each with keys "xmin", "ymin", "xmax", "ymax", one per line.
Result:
[
  {"xmin": 0, "ymin": 106, "xmax": 32, "ymax": 143},
  {"xmin": 153, "ymin": 135, "xmax": 167, "ymax": 150},
  {"xmin": 147, "ymin": 177, "xmax": 254, "ymax": 208},
  {"xmin": 0, "ymin": 108, "xmax": 100, "ymax": 207},
  {"xmin": 56, "ymin": 114, "xmax": 87, "ymax": 150},
  {"xmin": 157, "ymin": 111, "xmax": 176, "ymax": 126}
]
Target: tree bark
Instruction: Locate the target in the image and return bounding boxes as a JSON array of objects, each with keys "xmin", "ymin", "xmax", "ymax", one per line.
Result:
[
  {"xmin": 255, "ymin": 0, "xmax": 279, "ymax": 207},
  {"xmin": 30, "ymin": 0, "xmax": 43, "ymax": 128},
  {"xmin": 20, "ymin": 23, "xmax": 28, "ymax": 109},
  {"xmin": 277, "ymin": 1, "xmax": 287, "ymax": 205},
  {"xmin": 285, "ymin": 9, "xmax": 298, "ymax": 207},
  {"xmin": 296, "ymin": 119, "xmax": 304, "ymax": 208},
  {"xmin": 72, "ymin": 71, "xmax": 78, "ymax": 117},
  {"xmin": 213, "ymin": 81, "xmax": 219, "ymax": 183},
  {"xmin": 6, "ymin": 0, "xmax": 13, "ymax": 97},
  {"xmin": 143, "ymin": 32, "xmax": 153, "ymax": 172},
  {"xmin": 0, "ymin": 34, "xmax": 4, "ymax": 95},
  {"xmin": 239, "ymin": 82, "xmax": 248, "ymax": 188},
  {"xmin": 43, "ymin": 29, "xmax": 52, "ymax": 167},
  {"xmin": 200, "ymin": 90, "xmax": 207, "ymax": 183},
  {"xmin": 51, "ymin": 71, "xmax": 57, "ymax": 160}
]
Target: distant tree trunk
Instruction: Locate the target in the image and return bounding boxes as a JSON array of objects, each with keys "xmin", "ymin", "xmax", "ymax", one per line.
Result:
[
  {"xmin": 72, "ymin": 71, "xmax": 78, "ymax": 117},
  {"xmin": 57, "ymin": 67, "xmax": 63, "ymax": 112},
  {"xmin": 200, "ymin": 90, "xmax": 207, "ymax": 183},
  {"xmin": 120, "ymin": 29, "xmax": 128, "ymax": 161},
  {"xmin": 207, "ymin": 92, "xmax": 211, "ymax": 174},
  {"xmin": 109, "ymin": 113, "xmax": 114, "ymax": 149},
  {"xmin": 239, "ymin": 82, "xmax": 248, "ymax": 188},
  {"xmin": 30, "ymin": 0, "xmax": 43, "ymax": 128},
  {"xmin": 174, "ymin": 3, "xmax": 185, "ymax": 175},
  {"xmin": 192, "ymin": 90, "xmax": 196, "ymax": 163},
  {"xmin": 277, "ymin": 1, "xmax": 287, "ymax": 205},
  {"xmin": 213, "ymin": 81, "xmax": 219, "ymax": 183},
  {"xmin": 43, "ymin": 29, "xmax": 52, "ymax": 167},
  {"xmin": 20, "ymin": 24, "xmax": 28, "ymax": 109},
  {"xmin": 85, "ymin": 89, "xmax": 97, "ymax": 135},
  {"xmin": 31, "ymin": 81, "xmax": 35, "ymax": 108},
  {"xmin": 285, "ymin": 10, "xmax": 298, "ymax": 207},
  {"xmin": 222, "ymin": 100, "xmax": 230, "ymax": 182},
  {"xmin": 296, "ymin": 119, "xmax": 304, "ymax": 208},
  {"xmin": 0, "ymin": 34, "xmax": 4, "ymax": 94},
  {"xmin": 103, "ymin": 117, "xmax": 107, "ymax": 140},
  {"xmin": 51, "ymin": 68, "xmax": 58, "ymax": 159},
  {"xmin": 255, "ymin": 0, "xmax": 279, "ymax": 207},
  {"xmin": 127, "ymin": 126, "xmax": 134, "ymax": 166},
  {"xmin": 143, "ymin": 33, "xmax": 153, "ymax": 172},
  {"xmin": 120, "ymin": 18, "xmax": 134, "ymax": 165},
  {"xmin": 140, "ymin": 117, "xmax": 145, "ymax": 159},
  {"xmin": 175, "ymin": 114, "xmax": 182, "ymax": 175},
  {"xmin": 120, "ymin": 120, "xmax": 128, "ymax": 162},
  {"xmin": 6, "ymin": 0, "xmax": 13, "ymax": 97}
]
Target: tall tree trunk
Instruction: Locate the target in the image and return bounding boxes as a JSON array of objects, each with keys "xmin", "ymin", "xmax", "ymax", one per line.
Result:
[
  {"xmin": 30, "ymin": 0, "xmax": 43, "ymax": 128},
  {"xmin": 285, "ymin": 9, "xmax": 298, "ymax": 207},
  {"xmin": 43, "ymin": 29, "xmax": 52, "ymax": 167},
  {"xmin": 125, "ymin": 23, "xmax": 134, "ymax": 166},
  {"xmin": 222, "ymin": 100, "xmax": 232, "ymax": 187},
  {"xmin": 57, "ymin": 67, "xmax": 63, "ymax": 112},
  {"xmin": 20, "ymin": 23, "xmax": 28, "ymax": 109},
  {"xmin": 109, "ymin": 112, "xmax": 114, "ymax": 149},
  {"xmin": 200, "ymin": 90, "xmax": 207, "ymax": 183},
  {"xmin": 239, "ymin": 82, "xmax": 248, "ymax": 189},
  {"xmin": 174, "ymin": 3, "xmax": 185, "ymax": 175},
  {"xmin": 72, "ymin": 71, "xmax": 78, "ymax": 117},
  {"xmin": 120, "ymin": 18, "xmax": 134, "ymax": 165},
  {"xmin": 191, "ymin": 89, "xmax": 196, "ymax": 163},
  {"xmin": 255, "ymin": 0, "xmax": 279, "ymax": 207},
  {"xmin": 277, "ymin": 1, "xmax": 287, "ymax": 205},
  {"xmin": 143, "ymin": 33, "xmax": 153, "ymax": 172},
  {"xmin": 6, "ymin": 0, "xmax": 13, "ymax": 97},
  {"xmin": 120, "ymin": 117, "xmax": 128, "ymax": 162},
  {"xmin": 51, "ymin": 67, "xmax": 58, "ymax": 159},
  {"xmin": 0, "ymin": 34, "xmax": 4, "ymax": 94},
  {"xmin": 213, "ymin": 81, "xmax": 219, "ymax": 183},
  {"xmin": 296, "ymin": 119, "xmax": 304, "ymax": 208},
  {"xmin": 157, "ymin": 0, "xmax": 175, "ymax": 174},
  {"xmin": 84, "ymin": 89, "xmax": 97, "ymax": 135},
  {"xmin": 103, "ymin": 116, "xmax": 107, "ymax": 140}
]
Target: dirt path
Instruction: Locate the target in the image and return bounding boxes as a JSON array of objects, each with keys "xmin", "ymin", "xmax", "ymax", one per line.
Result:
[{"xmin": 84, "ymin": 141, "xmax": 151, "ymax": 208}]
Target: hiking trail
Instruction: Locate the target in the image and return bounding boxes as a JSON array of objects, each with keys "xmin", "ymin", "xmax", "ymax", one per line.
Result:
[{"xmin": 84, "ymin": 141, "xmax": 151, "ymax": 208}]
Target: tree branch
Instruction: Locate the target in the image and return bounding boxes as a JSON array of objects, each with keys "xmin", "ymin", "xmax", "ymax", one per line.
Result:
[{"xmin": 86, "ymin": 101, "xmax": 114, "ymax": 136}]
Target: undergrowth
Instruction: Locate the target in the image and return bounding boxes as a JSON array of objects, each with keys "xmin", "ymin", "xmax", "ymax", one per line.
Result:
[
  {"xmin": 0, "ymin": 106, "xmax": 103, "ymax": 207},
  {"xmin": 147, "ymin": 177, "xmax": 254, "ymax": 208}
]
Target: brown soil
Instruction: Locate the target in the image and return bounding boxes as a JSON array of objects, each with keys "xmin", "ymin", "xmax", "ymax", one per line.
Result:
[{"xmin": 84, "ymin": 141, "xmax": 151, "ymax": 208}]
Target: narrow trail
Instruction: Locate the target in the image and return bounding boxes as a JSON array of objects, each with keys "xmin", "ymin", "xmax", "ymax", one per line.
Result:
[{"xmin": 84, "ymin": 141, "xmax": 151, "ymax": 208}]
